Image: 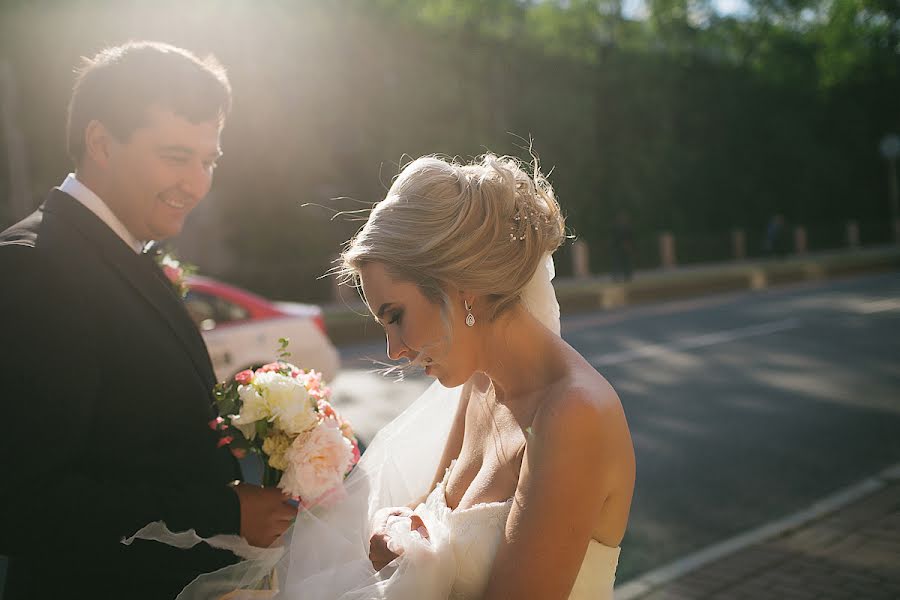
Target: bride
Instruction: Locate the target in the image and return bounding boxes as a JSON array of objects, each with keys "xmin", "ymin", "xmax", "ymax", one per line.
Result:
[{"xmin": 173, "ymin": 153, "xmax": 635, "ymax": 599}]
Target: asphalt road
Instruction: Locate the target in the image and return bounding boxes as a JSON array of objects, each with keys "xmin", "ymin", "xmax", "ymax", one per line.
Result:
[{"xmin": 330, "ymin": 271, "xmax": 900, "ymax": 583}]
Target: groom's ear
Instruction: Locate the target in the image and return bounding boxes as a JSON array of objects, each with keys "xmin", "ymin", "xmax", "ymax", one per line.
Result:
[{"xmin": 83, "ymin": 120, "xmax": 115, "ymax": 168}]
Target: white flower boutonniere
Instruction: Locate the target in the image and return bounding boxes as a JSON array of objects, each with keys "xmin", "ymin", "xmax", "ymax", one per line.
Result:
[{"xmin": 154, "ymin": 252, "xmax": 196, "ymax": 299}]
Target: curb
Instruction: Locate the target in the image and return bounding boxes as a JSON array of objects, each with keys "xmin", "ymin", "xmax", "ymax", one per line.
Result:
[
  {"xmin": 324, "ymin": 247, "xmax": 900, "ymax": 346},
  {"xmin": 613, "ymin": 461, "xmax": 900, "ymax": 600}
]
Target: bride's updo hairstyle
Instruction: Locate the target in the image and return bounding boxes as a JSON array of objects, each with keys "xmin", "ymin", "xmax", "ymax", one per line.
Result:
[{"xmin": 341, "ymin": 153, "xmax": 565, "ymax": 323}]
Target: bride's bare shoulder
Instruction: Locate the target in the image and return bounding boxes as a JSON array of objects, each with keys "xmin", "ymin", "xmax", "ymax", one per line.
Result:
[
  {"xmin": 551, "ymin": 339, "xmax": 623, "ymax": 411},
  {"xmin": 532, "ymin": 360, "xmax": 628, "ymax": 457},
  {"xmin": 538, "ymin": 375, "xmax": 620, "ymax": 427}
]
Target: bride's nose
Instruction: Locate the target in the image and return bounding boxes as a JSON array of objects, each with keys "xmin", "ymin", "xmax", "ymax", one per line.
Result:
[{"xmin": 386, "ymin": 329, "xmax": 410, "ymax": 361}]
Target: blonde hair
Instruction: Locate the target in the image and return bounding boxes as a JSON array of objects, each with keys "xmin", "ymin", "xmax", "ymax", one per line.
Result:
[{"xmin": 341, "ymin": 153, "xmax": 565, "ymax": 322}]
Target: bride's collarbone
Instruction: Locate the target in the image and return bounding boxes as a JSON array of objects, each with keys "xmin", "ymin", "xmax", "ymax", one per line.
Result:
[{"xmin": 467, "ymin": 382, "xmax": 543, "ymax": 435}]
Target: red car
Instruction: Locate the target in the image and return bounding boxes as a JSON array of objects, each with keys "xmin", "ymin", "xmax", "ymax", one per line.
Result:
[{"xmin": 183, "ymin": 276, "xmax": 340, "ymax": 382}]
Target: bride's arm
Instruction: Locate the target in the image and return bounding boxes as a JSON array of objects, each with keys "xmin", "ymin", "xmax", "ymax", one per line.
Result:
[{"xmin": 481, "ymin": 385, "xmax": 632, "ymax": 600}]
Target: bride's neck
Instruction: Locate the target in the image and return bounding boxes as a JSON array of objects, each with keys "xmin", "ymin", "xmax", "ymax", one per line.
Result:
[{"xmin": 476, "ymin": 305, "xmax": 562, "ymax": 402}]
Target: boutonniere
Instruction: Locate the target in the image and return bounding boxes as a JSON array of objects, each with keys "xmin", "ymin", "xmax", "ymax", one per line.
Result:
[{"xmin": 154, "ymin": 252, "xmax": 197, "ymax": 299}]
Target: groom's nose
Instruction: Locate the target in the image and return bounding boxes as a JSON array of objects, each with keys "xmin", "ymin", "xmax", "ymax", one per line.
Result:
[{"xmin": 178, "ymin": 162, "xmax": 212, "ymax": 201}]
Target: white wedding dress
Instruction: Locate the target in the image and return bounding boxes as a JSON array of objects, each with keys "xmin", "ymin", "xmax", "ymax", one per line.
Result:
[
  {"xmin": 130, "ymin": 255, "xmax": 621, "ymax": 599},
  {"xmin": 401, "ymin": 458, "xmax": 620, "ymax": 599}
]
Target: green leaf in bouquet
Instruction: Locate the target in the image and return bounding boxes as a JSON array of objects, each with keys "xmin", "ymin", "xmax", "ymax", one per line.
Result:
[
  {"xmin": 277, "ymin": 338, "xmax": 292, "ymax": 359},
  {"xmin": 218, "ymin": 398, "xmax": 237, "ymax": 418},
  {"xmin": 213, "ymin": 383, "xmax": 242, "ymax": 417},
  {"xmin": 255, "ymin": 420, "xmax": 270, "ymax": 439}
]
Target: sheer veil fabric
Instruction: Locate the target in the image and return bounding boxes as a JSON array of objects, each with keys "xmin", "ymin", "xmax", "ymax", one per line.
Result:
[{"xmin": 144, "ymin": 254, "xmax": 561, "ymax": 599}]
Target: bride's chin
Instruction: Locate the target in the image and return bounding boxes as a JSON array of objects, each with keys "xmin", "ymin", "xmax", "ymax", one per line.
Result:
[{"xmin": 432, "ymin": 369, "xmax": 468, "ymax": 389}]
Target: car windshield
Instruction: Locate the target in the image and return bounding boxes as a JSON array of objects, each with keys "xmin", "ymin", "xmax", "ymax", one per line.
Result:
[{"xmin": 184, "ymin": 290, "xmax": 250, "ymax": 330}]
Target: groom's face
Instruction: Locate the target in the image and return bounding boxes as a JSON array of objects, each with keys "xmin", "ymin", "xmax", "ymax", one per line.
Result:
[{"xmin": 103, "ymin": 107, "xmax": 222, "ymax": 241}]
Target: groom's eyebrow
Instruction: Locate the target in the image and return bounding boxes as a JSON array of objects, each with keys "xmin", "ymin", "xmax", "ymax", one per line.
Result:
[{"xmin": 157, "ymin": 145, "xmax": 223, "ymax": 159}]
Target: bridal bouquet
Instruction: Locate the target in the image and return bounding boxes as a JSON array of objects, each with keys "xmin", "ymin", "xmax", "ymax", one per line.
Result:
[{"xmin": 210, "ymin": 339, "xmax": 360, "ymax": 507}]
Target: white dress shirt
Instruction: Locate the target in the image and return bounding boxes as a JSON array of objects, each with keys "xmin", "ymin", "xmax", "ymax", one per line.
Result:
[{"xmin": 58, "ymin": 173, "xmax": 145, "ymax": 253}]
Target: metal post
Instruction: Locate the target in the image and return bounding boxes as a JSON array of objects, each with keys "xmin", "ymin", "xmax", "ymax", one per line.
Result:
[
  {"xmin": 572, "ymin": 239, "xmax": 590, "ymax": 279},
  {"xmin": 889, "ymin": 159, "xmax": 899, "ymax": 243},
  {"xmin": 732, "ymin": 229, "xmax": 746, "ymax": 260},
  {"xmin": 846, "ymin": 220, "xmax": 860, "ymax": 249},
  {"xmin": 659, "ymin": 232, "xmax": 676, "ymax": 268},
  {"xmin": 794, "ymin": 226, "xmax": 808, "ymax": 255},
  {"xmin": 879, "ymin": 135, "xmax": 900, "ymax": 243}
]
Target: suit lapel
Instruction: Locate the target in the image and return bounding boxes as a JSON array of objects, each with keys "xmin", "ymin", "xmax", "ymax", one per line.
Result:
[{"xmin": 42, "ymin": 190, "xmax": 216, "ymax": 391}]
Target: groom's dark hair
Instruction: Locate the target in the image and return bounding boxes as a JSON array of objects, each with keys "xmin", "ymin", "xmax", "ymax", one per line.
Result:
[{"xmin": 66, "ymin": 40, "xmax": 231, "ymax": 164}]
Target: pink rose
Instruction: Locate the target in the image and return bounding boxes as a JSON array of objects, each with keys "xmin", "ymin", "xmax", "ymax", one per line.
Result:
[
  {"xmin": 162, "ymin": 264, "xmax": 183, "ymax": 283},
  {"xmin": 302, "ymin": 484, "xmax": 347, "ymax": 509},
  {"xmin": 217, "ymin": 435, "xmax": 234, "ymax": 448},
  {"xmin": 234, "ymin": 369, "xmax": 254, "ymax": 385},
  {"xmin": 340, "ymin": 421, "xmax": 356, "ymax": 442},
  {"xmin": 208, "ymin": 417, "xmax": 224, "ymax": 430},
  {"xmin": 317, "ymin": 400, "xmax": 338, "ymax": 421},
  {"xmin": 278, "ymin": 419, "xmax": 353, "ymax": 507},
  {"xmin": 258, "ymin": 362, "xmax": 284, "ymax": 374},
  {"xmin": 304, "ymin": 370, "xmax": 323, "ymax": 390},
  {"xmin": 231, "ymin": 447, "xmax": 248, "ymax": 459},
  {"xmin": 349, "ymin": 439, "xmax": 361, "ymax": 468}
]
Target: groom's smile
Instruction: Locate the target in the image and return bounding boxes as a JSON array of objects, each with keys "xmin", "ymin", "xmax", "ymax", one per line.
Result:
[{"xmin": 160, "ymin": 192, "xmax": 189, "ymax": 210}]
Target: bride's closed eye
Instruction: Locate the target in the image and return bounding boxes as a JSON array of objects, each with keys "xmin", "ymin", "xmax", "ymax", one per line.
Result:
[{"xmin": 387, "ymin": 311, "xmax": 403, "ymax": 325}]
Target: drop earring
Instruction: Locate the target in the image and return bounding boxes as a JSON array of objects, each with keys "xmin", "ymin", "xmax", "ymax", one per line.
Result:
[{"xmin": 465, "ymin": 300, "xmax": 475, "ymax": 327}]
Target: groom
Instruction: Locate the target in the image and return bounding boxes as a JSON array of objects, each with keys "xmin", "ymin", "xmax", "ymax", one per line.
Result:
[{"xmin": 0, "ymin": 42, "xmax": 295, "ymax": 599}]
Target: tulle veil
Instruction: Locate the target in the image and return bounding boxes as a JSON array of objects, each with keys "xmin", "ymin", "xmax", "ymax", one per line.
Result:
[{"xmin": 126, "ymin": 255, "xmax": 560, "ymax": 599}]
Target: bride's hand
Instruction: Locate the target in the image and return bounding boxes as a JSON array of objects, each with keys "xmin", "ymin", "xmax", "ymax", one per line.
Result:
[{"xmin": 369, "ymin": 506, "xmax": 415, "ymax": 570}]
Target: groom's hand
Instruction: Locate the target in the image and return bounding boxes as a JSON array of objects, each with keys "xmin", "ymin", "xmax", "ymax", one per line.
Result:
[{"xmin": 233, "ymin": 483, "xmax": 297, "ymax": 547}]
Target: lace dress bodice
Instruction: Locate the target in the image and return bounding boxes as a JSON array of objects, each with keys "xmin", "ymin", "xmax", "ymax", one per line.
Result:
[{"xmin": 413, "ymin": 459, "xmax": 620, "ymax": 599}]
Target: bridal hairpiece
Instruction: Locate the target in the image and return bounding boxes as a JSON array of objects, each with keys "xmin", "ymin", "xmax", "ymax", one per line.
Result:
[{"xmin": 509, "ymin": 202, "xmax": 551, "ymax": 242}]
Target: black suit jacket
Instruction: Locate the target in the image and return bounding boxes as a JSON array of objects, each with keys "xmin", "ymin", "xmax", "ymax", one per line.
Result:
[{"xmin": 0, "ymin": 189, "xmax": 242, "ymax": 599}]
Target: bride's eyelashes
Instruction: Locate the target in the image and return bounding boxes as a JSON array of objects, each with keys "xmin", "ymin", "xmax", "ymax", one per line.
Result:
[{"xmin": 387, "ymin": 310, "xmax": 403, "ymax": 325}]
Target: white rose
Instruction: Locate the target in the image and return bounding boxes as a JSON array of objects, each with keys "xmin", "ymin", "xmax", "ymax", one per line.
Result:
[
  {"xmin": 254, "ymin": 371, "xmax": 318, "ymax": 435},
  {"xmin": 231, "ymin": 384, "xmax": 269, "ymax": 439}
]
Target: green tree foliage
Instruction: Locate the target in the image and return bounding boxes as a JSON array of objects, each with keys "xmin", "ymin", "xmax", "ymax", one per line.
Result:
[{"xmin": 0, "ymin": 0, "xmax": 896, "ymax": 299}]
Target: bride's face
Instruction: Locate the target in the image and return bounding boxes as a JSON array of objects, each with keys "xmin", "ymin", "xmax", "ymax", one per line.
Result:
[{"xmin": 358, "ymin": 262, "xmax": 477, "ymax": 387}]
